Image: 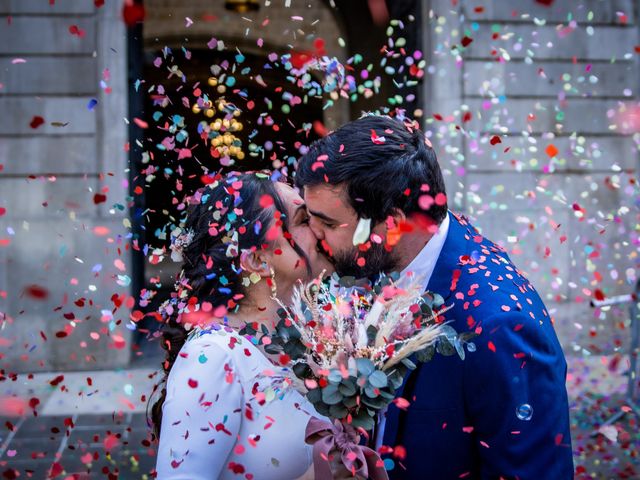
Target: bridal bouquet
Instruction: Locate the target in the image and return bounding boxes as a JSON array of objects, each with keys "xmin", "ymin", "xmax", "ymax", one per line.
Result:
[{"xmin": 249, "ymin": 273, "xmax": 469, "ymax": 479}]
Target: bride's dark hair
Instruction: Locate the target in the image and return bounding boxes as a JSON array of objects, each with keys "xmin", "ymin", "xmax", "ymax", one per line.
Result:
[{"xmin": 149, "ymin": 171, "xmax": 309, "ymax": 438}]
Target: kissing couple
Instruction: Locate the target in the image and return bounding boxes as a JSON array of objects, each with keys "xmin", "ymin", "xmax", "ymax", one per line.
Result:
[{"xmin": 152, "ymin": 115, "xmax": 573, "ymax": 479}]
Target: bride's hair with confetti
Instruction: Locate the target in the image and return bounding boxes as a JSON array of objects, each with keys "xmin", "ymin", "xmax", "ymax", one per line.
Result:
[{"xmin": 149, "ymin": 171, "xmax": 309, "ymax": 438}]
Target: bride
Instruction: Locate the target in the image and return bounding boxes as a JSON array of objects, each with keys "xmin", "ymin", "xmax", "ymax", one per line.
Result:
[{"xmin": 151, "ymin": 171, "xmax": 333, "ymax": 479}]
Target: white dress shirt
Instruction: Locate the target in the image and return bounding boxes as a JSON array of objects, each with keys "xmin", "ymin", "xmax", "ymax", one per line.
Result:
[{"xmin": 375, "ymin": 212, "xmax": 451, "ymax": 449}]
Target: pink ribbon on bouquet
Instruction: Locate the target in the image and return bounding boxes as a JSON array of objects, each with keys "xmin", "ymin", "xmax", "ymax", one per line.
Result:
[{"xmin": 305, "ymin": 417, "xmax": 389, "ymax": 480}]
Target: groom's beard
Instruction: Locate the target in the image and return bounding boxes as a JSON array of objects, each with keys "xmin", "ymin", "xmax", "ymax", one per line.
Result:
[{"xmin": 332, "ymin": 242, "xmax": 400, "ymax": 279}]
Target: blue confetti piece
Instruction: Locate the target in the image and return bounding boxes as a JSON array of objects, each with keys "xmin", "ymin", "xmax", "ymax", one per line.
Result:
[{"xmin": 87, "ymin": 98, "xmax": 98, "ymax": 111}]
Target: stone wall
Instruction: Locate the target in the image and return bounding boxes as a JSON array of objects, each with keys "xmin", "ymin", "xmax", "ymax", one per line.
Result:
[
  {"xmin": 0, "ymin": 0, "xmax": 131, "ymax": 372},
  {"xmin": 423, "ymin": 0, "xmax": 639, "ymax": 352}
]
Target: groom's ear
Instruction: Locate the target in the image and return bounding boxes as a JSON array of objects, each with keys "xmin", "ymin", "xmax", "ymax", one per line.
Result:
[
  {"xmin": 384, "ymin": 209, "xmax": 407, "ymax": 247},
  {"xmin": 239, "ymin": 250, "xmax": 271, "ymax": 278},
  {"xmin": 384, "ymin": 208, "xmax": 407, "ymax": 231}
]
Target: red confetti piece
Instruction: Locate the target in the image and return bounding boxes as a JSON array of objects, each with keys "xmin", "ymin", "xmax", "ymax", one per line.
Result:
[
  {"xmin": 290, "ymin": 50, "xmax": 314, "ymax": 69},
  {"xmin": 461, "ymin": 36, "xmax": 473, "ymax": 47},
  {"xmin": 489, "ymin": 135, "xmax": 502, "ymax": 145},
  {"xmin": 313, "ymin": 120, "xmax": 328, "ymax": 137},
  {"xmin": 112, "ymin": 334, "xmax": 127, "ymax": 349},
  {"xmin": 0, "ymin": 396, "xmax": 28, "ymax": 416},
  {"xmin": 24, "ymin": 284, "xmax": 49, "ymax": 299},
  {"xmin": 93, "ymin": 225, "xmax": 110, "ymax": 236},
  {"xmin": 133, "ymin": 117, "xmax": 148, "ymax": 128},
  {"xmin": 392, "ymin": 445, "xmax": 406, "ymax": 460},
  {"xmin": 435, "ymin": 193, "xmax": 447, "ymax": 206},
  {"xmin": 545, "ymin": 144, "xmax": 559, "ymax": 158},
  {"xmin": 228, "ymin": 462, "xmax": 246, "ymax": 474},
  {"xmin": 122, "ymin": 0, "xmax": 145, "ymax": 26},
  {"xmin": 370, "ymin": 129, "xmax": 386, "ymax": 144},
  {"xmin": 29, "ymin": 116, "xmax": 44, "ymax": 129},
  {"xmin": 487, "ymin": 341, "xmax": 496, "ymax": 352},
  {"xmin": 392, "ymin": 397, "xmax": 410, "ymax": 410},
  {"xmin": 188, "ymin": 378, "xmax": 198, "ymax": 388},
  {"xmin": 48, "ymin": 462, "xmax": 63, "ymax": 478},
  {"xmin": 450, "ymin": 270, "xmax": 461, "ymax": 291},
  {"xmin": 259, "ymin": 194, "xmax": 274, "ymax": 208},
  {"xmin": 279, "ymin": 353, "xmax": 291, "ymax": 365},
  {"xmin": 93, "ymin": 193, "xmax": 107, "ymax": 204},
  {"xmin": 68, "ymin": 25, "xmax": 86, "ymax": 37},
  {"xmin": 103, "ymin": 433, "xmax": 119, "ymax": 451}
]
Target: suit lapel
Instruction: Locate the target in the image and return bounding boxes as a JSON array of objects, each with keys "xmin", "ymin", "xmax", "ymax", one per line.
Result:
[{"xmin": 382, "ymin": 212, "xmax": 471, "ymax": 448}]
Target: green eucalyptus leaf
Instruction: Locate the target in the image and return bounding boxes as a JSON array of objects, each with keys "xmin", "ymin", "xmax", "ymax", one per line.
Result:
[
  {"xmin": 378, "ymin": 389, "xmax": 394, "ymax": 400},
  {"xmin": 263, "ymin": 343, "xmax": 283, "ymax": 355},
  {"xmin": 328, "ymin": 370, "xmax": 343, "ymax": 384},
  {"xmin": 338, "ymin": 379, "xmax": 357, "ymax": 397},
  {"xmin": 453, "ymin": 337, "xmax": 465, "ymax": 360},
  {"xmin": 329, "ymin": 403, "xmax": 348, "ymax": 419},
  {"xmin": 401, "ymin": 357, "xmax": 416, "ymax": 370},
  {"xmin": 416, "ymin": 344, "xmax": 436, "ymax": 362},
  {"xmin": 364, "ymin": 385, "xmax": 378, "ymax": 398},
  {"xmin": 459, "ymin": 331, "xmax": 478, "ymax": 343},
  {"xmin": 388, "ymin": 373, "xmax": 404, "ymax": 390},
  {"xmin": 356, "ymin": 358, "xmax": 374, "ymax": 376},
  {"xmin": 292, "ymin": 362, "xmax": 312, "ymax": 379},
  {"xmin": 307, "ymin": 387, "xmax": 322, "ymax": 404},
  {"xmin": 362, "ymin": 394, "xmax": 387, "ymax": 409},
  {"xmin": 321, "ymin": 385, "xmax": 343, "ymax": 405},
  {"xmin": 313, "ymin": 401, "xmax": 331, "ymax": 417},
  {"xmin": 368, "ymin": 370, "xmax": 388, "ymax": 388},
  {"xmin": 351, "ymin": 412, "xmax": 375, "ymax": 431},
  {"xmin": 343, "ymin": 395, "xmax": 358, "ymax": 408},
  {"xmin": 436, "ymin": 337, "xmax": 456, "ymax": 356}
]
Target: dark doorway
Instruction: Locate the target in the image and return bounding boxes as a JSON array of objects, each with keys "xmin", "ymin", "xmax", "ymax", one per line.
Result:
[{"xmin": 129, "ymin": 46, "xmax": 324, "ymax": 364}]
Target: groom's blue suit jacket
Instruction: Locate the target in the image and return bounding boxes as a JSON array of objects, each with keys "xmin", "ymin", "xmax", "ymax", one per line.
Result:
[{"xmin": 382, "ymin": 212, "xmax": 573, "ymax": 479}]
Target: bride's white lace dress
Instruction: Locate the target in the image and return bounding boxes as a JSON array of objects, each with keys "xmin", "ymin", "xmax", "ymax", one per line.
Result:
[{"xmin": 156, "ymin": 325, "xmax": 318, "ymax": 479}]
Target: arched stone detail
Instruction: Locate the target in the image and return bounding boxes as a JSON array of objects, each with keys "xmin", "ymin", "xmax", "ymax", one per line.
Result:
[{"xmin": 143, "ymin": 0, "xmax": 350, "ymax": 130}]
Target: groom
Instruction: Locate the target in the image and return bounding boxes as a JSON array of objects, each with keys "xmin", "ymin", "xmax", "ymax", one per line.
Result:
[{"xmin": 295, "ymin": 114, "xmax": 573, "ymax": 479}]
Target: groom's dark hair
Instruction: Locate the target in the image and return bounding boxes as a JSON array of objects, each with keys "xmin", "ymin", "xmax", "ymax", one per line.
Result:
[{"xmin": 295, "ymin": 114, "xmax": 447, "ymax": 225}]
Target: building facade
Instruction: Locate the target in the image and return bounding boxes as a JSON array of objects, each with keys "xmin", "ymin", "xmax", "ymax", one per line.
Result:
[{"xmin": 0, "ymin": 0, "xmax": 638, "ymax": 373}]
